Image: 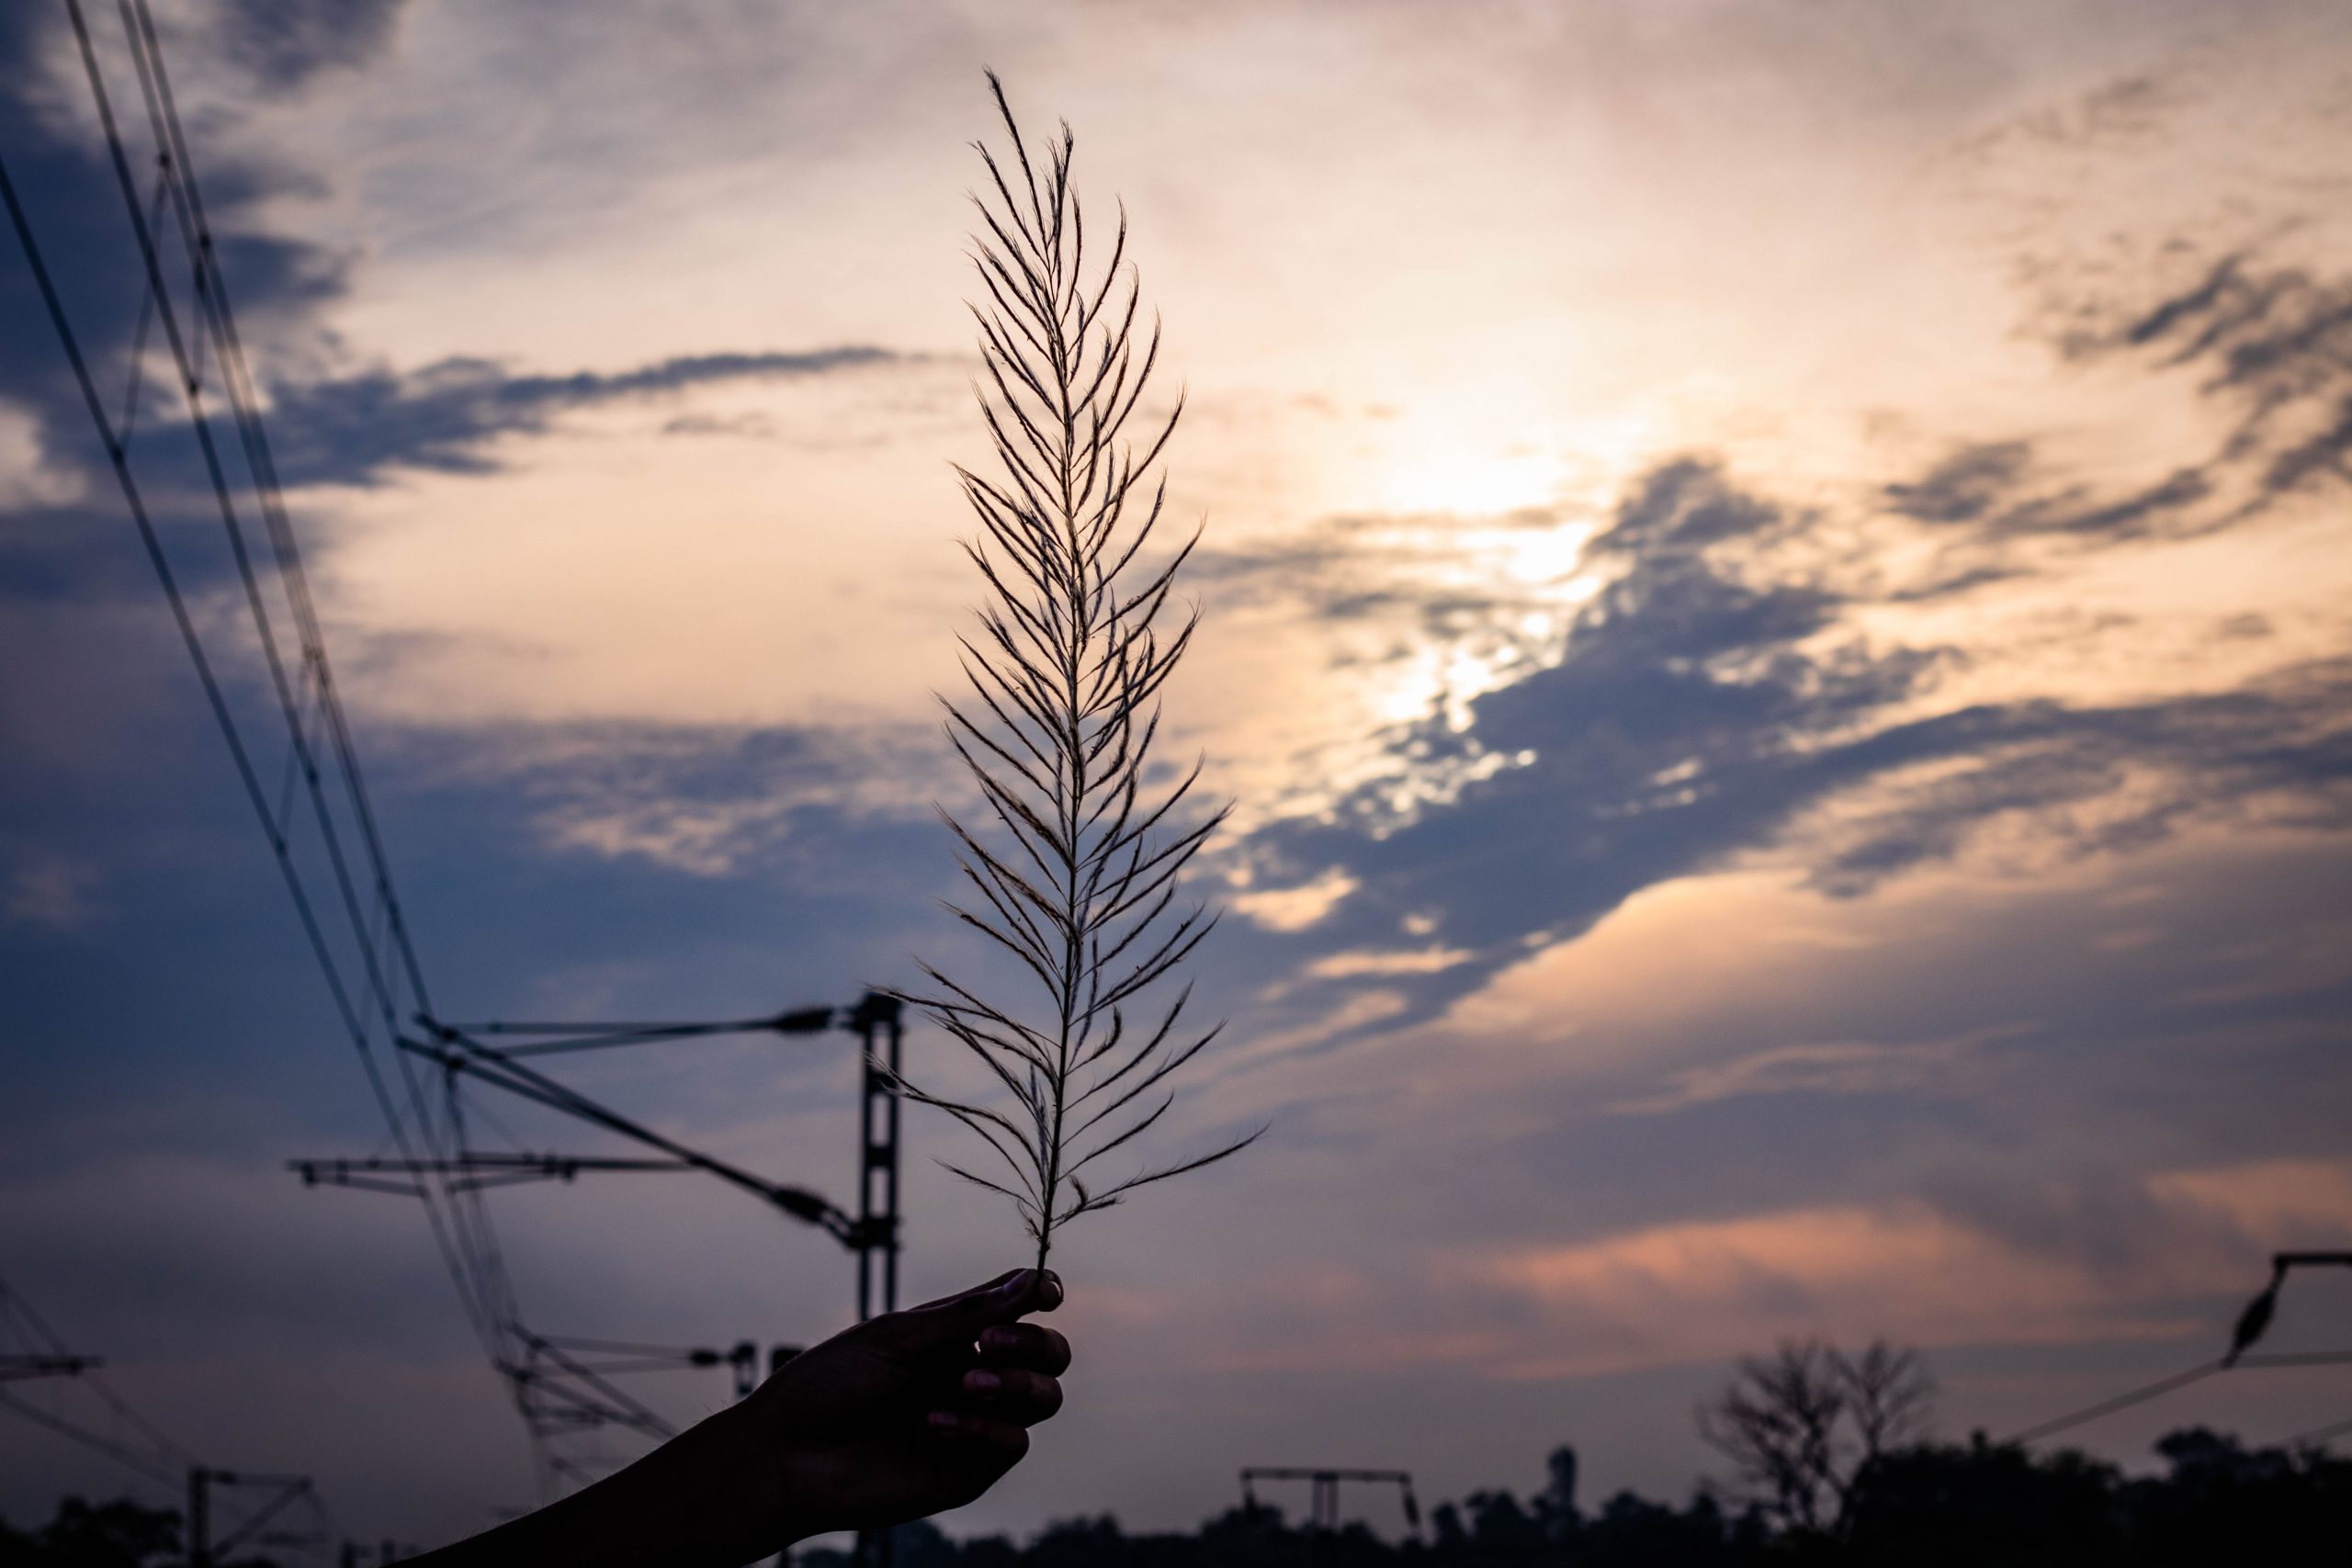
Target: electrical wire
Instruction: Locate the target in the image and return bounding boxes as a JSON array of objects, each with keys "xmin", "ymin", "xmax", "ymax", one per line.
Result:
[
  {"xmin": 2005, "ymin": 1350, "xmax": 2352, "ymax": 1447},
  {"xmin": 3, "ymin": 1282, "xmax": 352, "ymax": 1553},
  {"xmin": 2288, "ymin": 1412, "xmax": 2352, "ymax": 1448},
  {"xmin": 38, "ymin": 0, "xmax": 515, "ymax": 1371},
  {"xmin": 17, "ymin": 0, "xmax": 872, "ymax": 1491},
  {"xmin": 116, "ymin": 0, "xmax": 541, "ymax": 1364},
  {"xmin": 0, "ymin": 1389, "xmax": 183, "ymax": 1492},
  {"xmin": 0, "ymin": 1280, "xmax": 195, "ymax": 1472}
]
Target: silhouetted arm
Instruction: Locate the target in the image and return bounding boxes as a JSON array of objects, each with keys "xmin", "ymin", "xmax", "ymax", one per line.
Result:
[{"xmin": 409, "ymin": 1269, "xmax": 1067, "ymax": 1568}]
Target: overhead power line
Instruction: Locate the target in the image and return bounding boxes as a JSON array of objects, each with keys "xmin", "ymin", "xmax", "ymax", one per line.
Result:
[
  {"xmin": 1, "ymin": 1278, "xmax": 341, "ymax": 1562},
  {"xmin": 7, "ymin": 0, "xmax": 544, "ymax": 1475},
  {"xmin": 0, "ymin": 1389, "xmax": 183, "ymax": 1492},
  {"xmin": 13, "ymin": 0, "xmax": 917, "ymax": 1502},
  {"xmin": 2004, "ymin": 1360, "xmax": 2227, "ymax": 1447},
  {"xmin": 0, "ymin": 1277, "xmax": 192, "ymax": 1478},
  {"xmin": 2005, "ymin": 1350, "xmax": 2352, "ymax": 1448},
  {"xmin": 20, "ymin": 0, "xmax": 509, "ymax": 1367},
  {"xmin": 2289, "ymin": 1411, "xmax": 2352, "ymax": 1448}
]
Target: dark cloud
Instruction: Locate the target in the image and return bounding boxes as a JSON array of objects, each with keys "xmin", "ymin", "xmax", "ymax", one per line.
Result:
[
  {"xmin": 1230, "ymin": 456, "xmax": 2352, "ymax": 1046},
  {"xmin": 1883, "ymin": 442, "xmax": 2031, "ymax": 525},
  {"xmin": 0, "ymin": 0, "xmax": 379, "ymax": 714},
  {"xmin": 2065, "ymin": 253, "xmax": 2352, "ymax": 506},
  {"xmin": 1592, "ymin": 457, "xmax": 1781, "ymax": 554},
  {"xmin": 1237, "ymin": 461, "xmax": 1925, "ymax": 984},
  {"xmin": 0, "ymin": 5, "xmax": 354, "ymax": 399},
  {"xmin": 1807, "ymin": 657, "xmax": 2352, "ymax": 889},
  {"xmin": 214, "ymin": 0, "xmax": 408, "ymax": 91},
  {"xmin": 257, "ymin": 345, "xmax": 910, "ymax": 486},
  {"xmin": 2261, "ymin": 392, "xmax": 2352, "ymax": 495},
  {"xmin": 1875, "ymin": 250, "xmax": 2352, "ymax": 588},
  {"xmin": 1885, "ymin": 440, "xmax": 2214, "ymax": 548}
]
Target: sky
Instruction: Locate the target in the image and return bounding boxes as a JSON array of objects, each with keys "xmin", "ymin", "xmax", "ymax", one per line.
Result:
[{"xmin": 4, "ymin": 0, "xmax": 2351, "ymax": 1551}]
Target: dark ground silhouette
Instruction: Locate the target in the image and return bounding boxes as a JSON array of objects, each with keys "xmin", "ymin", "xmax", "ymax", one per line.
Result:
[
  {"xmin": 10, "ymin": 1426, "xmax": 2343, "ymax": 1566},
  {"xmin": 813, "ymin": 1428, "xmax": 2348, "ymax": 1566}
]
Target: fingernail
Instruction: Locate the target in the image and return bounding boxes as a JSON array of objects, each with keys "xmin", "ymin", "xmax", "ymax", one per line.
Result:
[
  {"xmin": 981, "ymin": 1326, "xmax": 1015, "ymax": 1350},
  {"xmin": 929, "ymin": 1409, "xmax": 958, "ymax": 1431},
  {"xmin": 1039, "ymin": 1271, "xmax": 1064, "ymax": 1308},
  {"xmin": 966, "ymin": 1369, "xmax": 1001, "ymax": 1393}
]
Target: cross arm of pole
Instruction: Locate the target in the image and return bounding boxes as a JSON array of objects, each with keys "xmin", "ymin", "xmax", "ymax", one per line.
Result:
[
  {"xmin": 431, "ymin": 1006, "xmax": 844, "ymax": 1058},
  {"xmin": 288, "ymin": 1154, "xmax": 698, "ymax": 1195},
  {"xmin": 0, "ymin": 1354, "xmax": 103, "ymax": 1382},
  {"xmin": 401, "ymin": 1024, "xmax": 865, "ymax": 1246},
  {"xmin": 518, "ymin": 1331, "xmax": 736, "ymax": 1370}
]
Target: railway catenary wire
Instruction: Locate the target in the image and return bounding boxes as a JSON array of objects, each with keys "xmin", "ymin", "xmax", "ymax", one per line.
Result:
[
  {"xmin": 1, "ymin": 1279, "xmax": 343, "ymax": 1562},
  {"xmin": 2003, "ymin": 1350, "xmax": 2352, "ymax": 1448},
  {"xmin": 32, "ymin": 0, "xmax": 506, "ymax": 1360},
  {"xmin": 8, "ymin": 0, "xmax": 899, "ymax": 1495}
]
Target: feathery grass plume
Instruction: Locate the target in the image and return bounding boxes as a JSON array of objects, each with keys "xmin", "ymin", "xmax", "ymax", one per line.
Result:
[{"xmin": 896, "ymin": 73, "xmax": 1258, "ymax": 1271}]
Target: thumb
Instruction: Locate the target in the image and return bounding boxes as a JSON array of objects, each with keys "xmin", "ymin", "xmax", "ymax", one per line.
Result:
[{"xmin": 882, "ymin": 1268, "xmax": 1063, "ymax": 1351}]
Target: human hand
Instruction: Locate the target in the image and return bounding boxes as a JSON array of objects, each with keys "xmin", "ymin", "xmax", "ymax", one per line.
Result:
[{"xmin": 750, "ymin": 1268, "xmax": 1069, "ymax": 1539}]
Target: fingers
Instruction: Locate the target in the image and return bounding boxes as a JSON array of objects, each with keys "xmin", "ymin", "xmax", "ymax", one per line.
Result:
[
  {"xmin": 890, "ymin": 1268, "xmax": 1065, "ymax": 1351},
  {"xmin": 958, "ymin": 1365, "xmax": 1063, "ymax": 1426},
  {"xmin": 928, "ymin": 1407, "xmax": 1031, "ymax": 1458},
  {"xmin": 977, "ymin": 1321, "xmax": 1071, "ymax": 1377},
  {"xmin": 970, "ymin": 1267, "xmax": 1060, "ymax": 1319},
  {"xmin": 910, "ymin": 1269, "xmax": 1024, "ymax": 1312}
]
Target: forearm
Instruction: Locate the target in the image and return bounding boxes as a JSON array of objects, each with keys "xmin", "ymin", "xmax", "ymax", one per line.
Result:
[{"xmin": 408, "ymin": 1402, "xmax": 796, "ymax": 1568}]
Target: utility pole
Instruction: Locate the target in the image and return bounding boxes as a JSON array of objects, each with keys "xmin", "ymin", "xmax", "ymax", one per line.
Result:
[
  {"xmin": 187, "ymin": 1468, "xmax": 209, "ymax": 1568},
  {"xmin": 1240, "ymin": 1468, "xmax": 1421, "ymax": 1554},
  {"xmin": 186, "ymin": 1469, "xmax": 321, "ymax": 1568},
  {"xmin": 851, "ymin": 992, "xmax": 905, "ymax": 1325},
  {"xmin": 288, "ymin": 991, "xmax": 909, "ymax": 1492},
  {"xmin": 0, "ymin": 1352, "xmax": 101, "ymax": 1382}
]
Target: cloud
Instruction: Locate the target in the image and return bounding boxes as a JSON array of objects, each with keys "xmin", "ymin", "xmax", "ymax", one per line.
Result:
[
  {"xmin": 1217, "ymin": 441, "xmax": 2352, "ymax": 1052},
  {"xmin": 212, "ymin": 0, "xmax": 410, "ymax": 91},
  {"xmin": 1800, "ymin": 643, "xmax": 2324, "ymax": 895},
  {"xmin": 1883, "ymin": 441, "xmax": 2214, "ymax": 545},
  {"xmin": 1468, "ymin": 1157, "xmax": 2352, "ymax": 1380},
  {"xmin": 1230, "ymin": 868, "xmax": 1358, "ymax": 932},
  {"xmin": 1869, "ymin": 244, "xmax": 2352, "ymax": 574},
  {"xmin": 1074, "ymin": 1151, "xmax": 2352, "ymax": 1385},
  {"xmin": 2050, "ymin": 252, "xmax": 2352, "ymax": 513},
  {"xmin": 259, "ymin": 345, "xmax": 911, "ymax": 487},
  {"xmin": 0, "ymin": 403, "xmax": 85, "ymax": 509},
  {"xmin": 277, "ymin": 715, "xmax": 951, "ymax": 892},
  {"xmin": 1602, "ymin": 1028, "xmax": 2022, "ymax": 1117},
  {"xmin": 2, "ymin": 854, "xmax": 106, "ymax": 931},
  {"xmin": 0, "ymin": 6, "xmax": 353, "ymax": 484},
  {"xmin": 1227, "ymin": 460, "xmax": 1928, "ymax": 1021}
]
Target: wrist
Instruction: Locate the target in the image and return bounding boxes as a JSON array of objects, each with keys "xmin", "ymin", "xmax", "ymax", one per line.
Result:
[{"xmin": 682, "ymin": 1399, "xmax": 801, "ymax": 1561}]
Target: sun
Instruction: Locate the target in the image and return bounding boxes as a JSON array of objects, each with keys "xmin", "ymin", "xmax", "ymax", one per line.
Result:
[{"xmin": 1375, "ymin": 441, "xmax": 1563, "ymax": 516}]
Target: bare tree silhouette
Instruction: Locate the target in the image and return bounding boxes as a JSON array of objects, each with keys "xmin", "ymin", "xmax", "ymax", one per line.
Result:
[{"xmin": 1697, "ymin": 1338, "xmax": 1936, "ymax": 1534}]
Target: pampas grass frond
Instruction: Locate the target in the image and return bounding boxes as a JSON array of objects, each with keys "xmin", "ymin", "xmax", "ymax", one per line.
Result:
[{"xmin": 895, "ymin": 73, "xmax": 1257, "ymax": 1270}]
